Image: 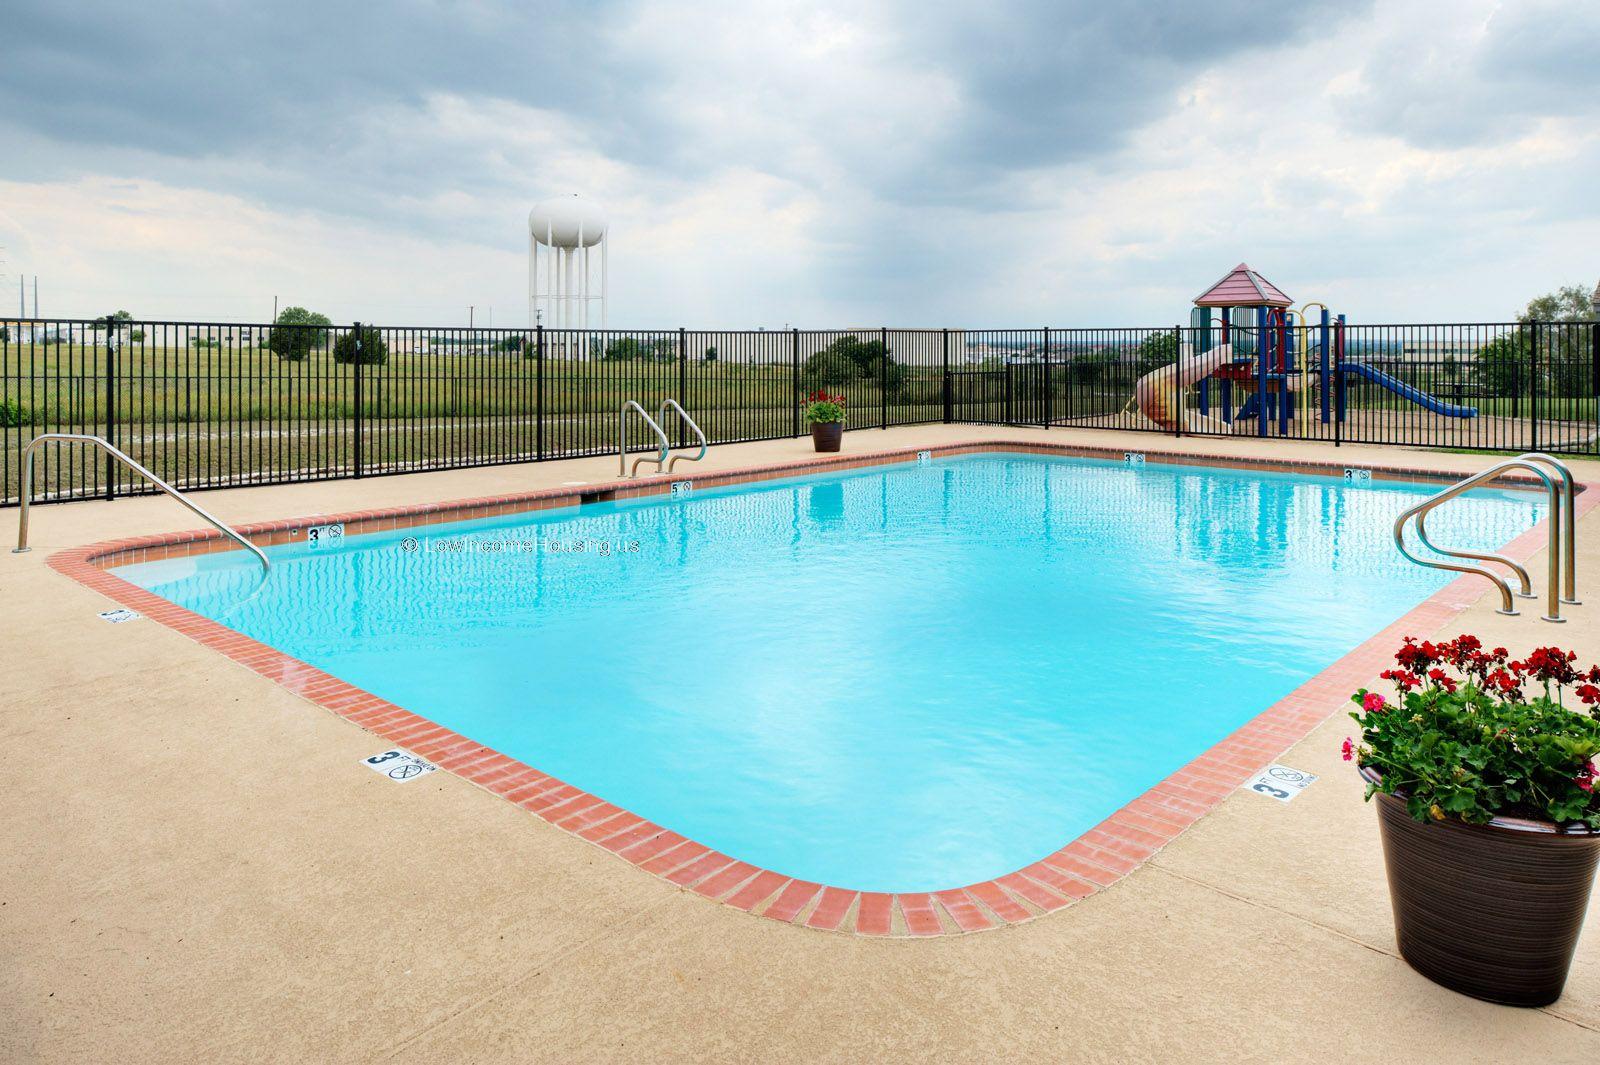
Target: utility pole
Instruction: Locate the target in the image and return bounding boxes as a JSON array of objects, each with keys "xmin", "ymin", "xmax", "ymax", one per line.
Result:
[
  {"xmin": 469, "ymin": 305, "xmax": 475, "ymax": 329},
  {"xmin": 273, "ymin": 295, "xmax": 278, "ymax": 322},
  {"xmin": 32, "ymin": 276, "xmax": 37, "ymax": 317}
]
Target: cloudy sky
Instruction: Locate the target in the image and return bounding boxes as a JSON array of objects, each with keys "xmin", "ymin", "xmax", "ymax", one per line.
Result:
[{"xmin": 1, "ymin": 0, "xmax": 1596, "ymax": 327}]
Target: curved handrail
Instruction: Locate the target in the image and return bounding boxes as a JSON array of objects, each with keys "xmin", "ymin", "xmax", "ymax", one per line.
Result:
[
  {"xmin": 656, "ymin": 399, "xmax": 708, "ymax": 472},
  {"xmin": 1393, "ymin": 456, "xmax": 1572, "ymax": 622},
  {"xmin": 618, "ymin": 400, "xmax": 671, "ymax": 477},
  {"xmin": 1521, "ymin": 453, "xmax": 1579, "ymax": 605},
  {"xmin": 13, "ymin": 433, "xmax": 270, "ymax": 573}
]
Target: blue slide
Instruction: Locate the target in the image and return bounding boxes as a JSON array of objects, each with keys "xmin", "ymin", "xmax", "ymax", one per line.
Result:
[{"xmin": 1342, "ymin": 362, "xmax": 1477, "ymax": 418}]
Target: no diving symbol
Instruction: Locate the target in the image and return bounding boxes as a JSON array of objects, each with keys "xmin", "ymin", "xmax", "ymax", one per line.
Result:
[
  {"xmin": 361, "ymin": 748, "xmax": 438, "ymax": 783},
  {"xmin": 1242, "ymin": 763, "xmax": 1318, "ymax": 803}
]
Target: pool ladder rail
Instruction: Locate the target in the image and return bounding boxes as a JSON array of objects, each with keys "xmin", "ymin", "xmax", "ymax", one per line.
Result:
[
  {"xmin": 12, "ymin": 432, "xmax": 270, "ymax": 572},
  {"xmin": 618, "ymin": 399, "xmax": 708, "ymax": 478},
  {"xmin": 1393, "ymin": 452, "xmax": 1577, "ymax": 623}
]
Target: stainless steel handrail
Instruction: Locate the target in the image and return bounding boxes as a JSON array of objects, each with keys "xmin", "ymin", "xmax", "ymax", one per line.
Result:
[
  {"xmin": 656, "ymin": 399, "xmax": 708, "ymax": 472},
  {"xmin": 618, "ymin": 400, "xmax": 671, "ymax": 477},
  {"xmin": 1393, "ymin": 454, "xmax": 1576, "ymax": 622},
  {"xmin": 13, "ymin": 433, "xmax": 270, "ymax": 572},
  {"xmin": 1522, "ymin": 453, "xmax": 1579, "ymax": 605}
]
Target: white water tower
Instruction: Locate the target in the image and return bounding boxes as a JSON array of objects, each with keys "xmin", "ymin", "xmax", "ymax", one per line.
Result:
[{"xmin": 528, "ymin": 194, "xmax": 608, "ymax": 334}]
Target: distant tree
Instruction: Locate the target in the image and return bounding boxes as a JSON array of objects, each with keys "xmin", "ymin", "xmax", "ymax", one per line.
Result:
[
  {"xmin": 1472, "ymin": 332, "xmax": 1530, "ymax": 399},
  {"xmin": 1519, "ymin": 285, "xmax": 1594, "ymax": 323},
  {"xmin": 602, "ymin": 336, "xmax": 646, "ymax": 361},
  {"xmin": 332, "ymin": 325, "xmax": 389, "ymax": 365},
  {"xmin": 497, "ymin": 334, "xmax": 524, "ymax": 353},
  {"xmin": 1067, "ymin": 349, "xmax": 1118, "ymax": 387},
  {"xmin": 801, "ymin": 347, "xmax": 862, "ymax": 389},
  {"xmin": 130, "ymin": 329, "xmax": 145, "ymax": 343},
  {"xmin": 268, "ymin": 306, "xmax": 332, "ymax": 361},
  {"xmin": 1518, "ymin": 284, "xmax": 1598, "ymax": 397},
  {"xmin": 801, "ymin": 336, "xmax": 907, "ymax": 396},
  {"xmin": 91, "ymin": 310, "xmax": 134, "ymax": 332},
  {"xmin": 703, "ymin": 345, "xmax": 718, "ymax": 362},
  {"xmin": 1134, "ymin": 331, "xmax": 1178, "ymax": 377}
]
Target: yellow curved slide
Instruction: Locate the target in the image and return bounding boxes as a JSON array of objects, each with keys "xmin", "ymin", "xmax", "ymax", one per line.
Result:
[{"xmin": 1133, "ymin": 342, "xmax": 1236, "ymax": 431}]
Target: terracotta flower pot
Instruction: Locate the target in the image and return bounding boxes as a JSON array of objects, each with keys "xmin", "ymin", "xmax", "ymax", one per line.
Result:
[
  {"xmin": 810, "ymin": 421, "xmax": 843, "ymax": 452},
  {"xmin": 1362, "ymin": 766, "xmax": 1600, "ymax": 1006}
]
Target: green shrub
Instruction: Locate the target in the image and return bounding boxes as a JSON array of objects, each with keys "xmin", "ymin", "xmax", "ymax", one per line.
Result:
[
  {"xmin": 332, "ymin": 326, "xmax": 389, "ymax": 365},
  {"xmin": 268, "ymin": 306, "xmax": 332, "ymax": 361},
  {"xmin": 0, "ymin": 400, "xmax": 30, "ymax": 428}
]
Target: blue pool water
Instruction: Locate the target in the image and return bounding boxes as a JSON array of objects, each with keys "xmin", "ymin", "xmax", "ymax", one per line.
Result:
[{"xmin": 116, "ymin": 454, "xmax": 1543, "ymax": 891}]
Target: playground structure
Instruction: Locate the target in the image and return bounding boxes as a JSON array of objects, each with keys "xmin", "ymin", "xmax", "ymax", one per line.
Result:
[{"xmin": 1133, "ymin": 263, "xmax": 1479, "ymax": 435}]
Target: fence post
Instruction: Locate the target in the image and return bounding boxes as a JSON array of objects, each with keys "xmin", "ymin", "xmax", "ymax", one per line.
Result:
[
  {"xmin": 791, "ymin": 329, "xmax": 801, "ymax": 437},
  {"xmin": 942, "ymin": 328, "xmax": 952, "ymax": 424},
  {"xmin": 1529, "ymin": 319, "xmax": 1540, "ymax": 453},
  {"xmin": 535, "ymin": 325, "xmax": 545, "ymax": 461},
  {"xmin": 352, "ymin": 322, "xmax": 364, "ymax": 478},
  {"xmin": 677, "ymin": 326, "xmax": 688, "ymax": 447},
  {"xmin": 1592, "ymin": 321, "xmax": 1600, "ymax": 419},
  {"xmin": 103, "ymin": 316, "xmax": 117, "ymax": 500},
  {"xmin": 1334, "ymin": 314, "xmax": 1345, "ymax": 447},
  {"xmin": 1043, "ymin": 327, "xmax": 1052, "ymax": 429},
  {"xmin": 880, "ymin": 326, "xmax": 888, "ymax": 429},
  {"xmin": 1172, "ymin": 325, "xmax": 1182, "ymax": 439}
]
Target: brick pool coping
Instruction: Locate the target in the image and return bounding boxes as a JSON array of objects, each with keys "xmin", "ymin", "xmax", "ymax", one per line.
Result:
[{"xmin": 45, "ymin": 441, "xmax": 1598, "ymax": 937}]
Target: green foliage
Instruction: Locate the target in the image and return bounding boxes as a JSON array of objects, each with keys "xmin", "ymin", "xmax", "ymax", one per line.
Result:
[
  {"xmin": 0, "ymin": 400, "xmax": 30, "ymax": 428},
  {"xmin": 91, "ymin": 310, "xmax": 134, "ymax": 331},
  {"xmin": 1350, "ymin": 637, "xmax": 1600, "ymax": 829},
  {"xmin": 1519, "ymin": 284, "xmax": 1596, "ymax": 323},
  {"xmin": 1472, "ymin": 333, "xmax": 1529, "ymax": 398},
  {"xmin": 268, "ymin": 306, "xmax": 332, "ymax": 361},
  {"xmin": 130, "ymin": 329, "xmax": 145, "ymax": 343},
  {"xmin": 800, "ymin": 390, "xmax": 847, "ymax": 424},
  {"xmin": 1134, "ymin": 331, "xmax": 1178, "ymax": 377},
  {"xmin": 497, "ymin": 335, "xmax": 524, "ymax": 353},
  {"xmin": 602, "ymin": 337, "xmax": 646, "ymax": 361},
  {"xmin": 801, "ymin": 336, "xmax": 907, "ymax": 397},
  {"xmin": 332, "ymin": 325, "xmax": 389, "ymax": 365},
  {"xmin": 1066, "ymin": 349, "xmax": 1119, "ymax": 386},
  {"xmin": 801, "ymin": 348, "xmax": 860, "ymax": 388},
  {"xmin": 601, "ymin": 336, "xmax": 677, "ymax": 362},
  {"xmin": 1515, "ymin": 284, "xmax": 1597, "ymax": 398},
  {"xmin": 703, "ymin": 345, "xmax": 718, "ymax": 362}
]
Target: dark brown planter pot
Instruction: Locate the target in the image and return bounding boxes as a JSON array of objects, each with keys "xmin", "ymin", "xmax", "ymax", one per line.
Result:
[
  {"xmin": 1362, "ymin": 766, "xmax": 1600, "ymax": 1006},
  {"xmin": 810, "ymin": 421, "xmax": 843, "ymax": 452}
]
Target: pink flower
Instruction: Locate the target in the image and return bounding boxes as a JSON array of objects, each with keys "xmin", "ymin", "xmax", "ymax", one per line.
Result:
[
  {"xmin": 1576, "ymin": 761, "xmax": 1597, "ymax": 793},
  {"xmin": 1341, "ymin": 737, "xmax": 1355, "ymax": 762},
  {"xmin": 1362, "ymin": 692, "xmax": 1386, "ymax": 713}
]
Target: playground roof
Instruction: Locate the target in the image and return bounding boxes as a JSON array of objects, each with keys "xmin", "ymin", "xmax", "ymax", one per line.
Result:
[{"xmin": 1193, "ymin": 263, "xmax": 1292, "ymax": 308}]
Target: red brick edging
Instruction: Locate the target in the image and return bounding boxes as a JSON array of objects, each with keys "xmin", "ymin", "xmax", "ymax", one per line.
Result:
[{"xmin": 43, "ymin": 440, "xmax": 1595, "ymax": 937}]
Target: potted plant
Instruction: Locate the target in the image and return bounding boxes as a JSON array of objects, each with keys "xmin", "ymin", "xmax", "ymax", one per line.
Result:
[
  {"xmin": 801, "ymin": 390, "xmax": 847, "ymax": 452},
  {"xmin": 1347, "ymin": 636, "xmax": 1600, "ymax": 1006}
]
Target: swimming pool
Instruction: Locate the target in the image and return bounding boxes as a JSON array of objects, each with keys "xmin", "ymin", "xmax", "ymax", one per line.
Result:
[{"xmin": 113, "ymin": 452, "xmax": 1543, "ymax": 893}]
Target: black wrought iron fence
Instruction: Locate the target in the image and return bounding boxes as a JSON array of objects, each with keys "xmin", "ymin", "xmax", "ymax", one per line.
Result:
[{"xmin": 1, "ymin": 316, "xmax": 1596, "ymax": 506}]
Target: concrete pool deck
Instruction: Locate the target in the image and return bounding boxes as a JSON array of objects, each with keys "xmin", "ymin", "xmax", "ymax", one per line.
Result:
[{"xmin": 3, "ymin": 425, "xmax": 1599, "ymax": 1062}]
